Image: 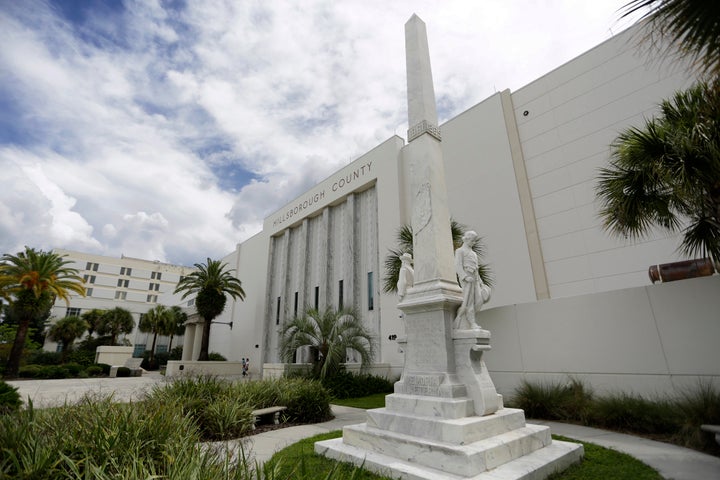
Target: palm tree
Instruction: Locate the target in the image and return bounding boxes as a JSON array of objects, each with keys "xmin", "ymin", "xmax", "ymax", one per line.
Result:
[
  {"xmin": 174, "ymin": 258, "xmax": 246, "ymax": 361},
  {"xmin": 383, "ymin": 220, "xmax": 493, "ymax": 294},
  {"xmin": 97, "ymin": 307, "xmax": 135, "ymax": 346},
  {"xmin": 81, "ymin": 308, "xmax": 106, "ymax": 338},
  {"xmin": 48, "ymin": 315, "xmax": 89, "ymax": 362},
  {"xmin": 0, "ymin": 247, "xmax": 85, "ymax": 378},
  {"xmin": 167, "ymin": 305, "xmax": 187, "ymax": 352},
  {"xmin": 597, "ymin": 80, "xmax": 720, "ymax": 263},
  {"xmin": 621, "ymin": 0, "xmax": 720, "ymax": 78},
  {"xmin": 138, "ymin": 305, "xmax": 173, "ymax": 364},
  {"xmin": 280, "ymin": 307, "xmax": 375, "ymax": 379}
]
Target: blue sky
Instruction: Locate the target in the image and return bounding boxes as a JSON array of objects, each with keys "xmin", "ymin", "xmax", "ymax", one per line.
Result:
[{"xmin": 0, "ymin": 0, "xmax": 645, "ymax": 266}]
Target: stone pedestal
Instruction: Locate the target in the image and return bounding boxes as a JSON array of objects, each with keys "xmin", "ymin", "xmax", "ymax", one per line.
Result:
[{"xmin": 316, "ymin": 328, "xmax": 584, "ymax": 479}]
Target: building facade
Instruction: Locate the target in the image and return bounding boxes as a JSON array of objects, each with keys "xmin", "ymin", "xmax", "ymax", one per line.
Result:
[
  {"xmin": 46, "ymin": 249, "xmax": 197, "ymax": 356},
  {"xmin": 205, "ymin": 23, "xmax": 719, "ymax": 396}
]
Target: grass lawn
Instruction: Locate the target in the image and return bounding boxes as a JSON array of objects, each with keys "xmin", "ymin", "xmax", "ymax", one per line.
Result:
[
  {"xmin": 266, "ymin": 431, "xmax": 662, "ymax": 480},
  {"xmin": 331, "ymin": 393, "xmax": 387, "ymax": 409}
]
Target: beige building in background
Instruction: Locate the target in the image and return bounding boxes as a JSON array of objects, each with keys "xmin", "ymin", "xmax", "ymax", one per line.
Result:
[{"xmin": 45, "ymin": 249, "xmax": 196, "ymax": 356}]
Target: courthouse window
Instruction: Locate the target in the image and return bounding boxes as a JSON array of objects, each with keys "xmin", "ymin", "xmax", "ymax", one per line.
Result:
[
  {"xmin": 367, "ymin": 272, "xmax": 374, "ymax": 310},
  {"xmin": 314, "ymin": 286, "xmax": 319, "ymax": 310},
  {"xmin": 338, "ymin": 280, "xmax": 344, "ymax": 310},
  {"xmin": 66, "ymin": 307, "xmax": 81, "ymax": 317},
  {"xmin": 294, "ymin": 291, "xmax": 299, "ymax": 317},
  {"xmin": 276, "ymin": 297, "xmax": 281, "ymax": 325}
]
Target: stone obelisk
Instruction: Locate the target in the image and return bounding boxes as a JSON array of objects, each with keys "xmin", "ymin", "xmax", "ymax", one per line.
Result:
[
  {"xmin": 315, "ymin": 15, "xmax": 583, "ymax": 479},
  {"xmin": 393, "ymin": 14, "xmax": 466, "ymax": 398}
]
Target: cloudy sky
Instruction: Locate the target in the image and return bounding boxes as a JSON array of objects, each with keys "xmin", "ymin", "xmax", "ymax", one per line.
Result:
[{"xmin": 0, "ymin": 0, "xmax": 646, "ymax": 267}]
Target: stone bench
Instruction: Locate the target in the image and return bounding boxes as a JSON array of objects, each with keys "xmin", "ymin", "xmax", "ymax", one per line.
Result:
[
  {"xmin": 701, "ymin": 424, "xmax": 720, "ymax": 446},
  {"xmin": 109, "ymin": 357, "xmax": 144, "ymax": 377},
  {"xmin": 251, "ymin": 406, "xmax": 287, "ymax": 428}
]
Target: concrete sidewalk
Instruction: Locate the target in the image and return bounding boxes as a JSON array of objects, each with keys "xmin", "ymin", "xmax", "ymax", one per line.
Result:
[{"xmin": 6, "ymin": 375, "xmax": 720, "ymax": 479}]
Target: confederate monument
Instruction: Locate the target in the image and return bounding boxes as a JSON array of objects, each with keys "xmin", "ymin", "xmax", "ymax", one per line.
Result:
[{"xmin": 316, "ymin": 15, "xmax": 583, "ymax": 479}]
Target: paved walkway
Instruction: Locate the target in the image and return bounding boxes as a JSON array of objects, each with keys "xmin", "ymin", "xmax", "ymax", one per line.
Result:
[{"xmin": 6, "ymin": 375, "xmax": 720, "ymax": 479}]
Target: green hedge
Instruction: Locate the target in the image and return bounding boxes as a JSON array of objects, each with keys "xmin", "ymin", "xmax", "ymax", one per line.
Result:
[
  {"xmin": 321, "ymin": 370, "xmax": 395, "ymax": 399},
  {"xmin": 0, "ymin": 381, "xmax": 21, "ymax": 414}
]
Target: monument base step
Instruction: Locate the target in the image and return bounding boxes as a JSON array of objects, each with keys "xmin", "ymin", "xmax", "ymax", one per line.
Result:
[{"xmin": 315, "ymin": 435, "xmax": 583, "ymax": 480}]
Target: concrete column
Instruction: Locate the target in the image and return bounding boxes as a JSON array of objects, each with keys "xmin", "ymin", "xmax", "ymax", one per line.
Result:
[
  {"xmin": 182, "ymin": 323, "xmax": 195, "ymax": 360},
  {"xmin": 321, "ymin": 207, "xmax": 331, "ymax": 308},
  {"xmin": 192, "ymin": 321, "xmax": 204, "ymax": 361},
  {"xmin": 345, "ymin": 193, "xmax": 356, "ymax": 311}
]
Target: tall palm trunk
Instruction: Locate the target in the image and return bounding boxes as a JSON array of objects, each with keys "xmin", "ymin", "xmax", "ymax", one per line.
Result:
[
  {"xmin": 199, "ymin": 318, "xmax": 211, "ymax": 361},
  {"xmin": 5, "ymin": 317, "xmax": 29, "ymax": 378},
  {"xmin": 150, "ymin": 333, "xmax": 158, "ymax": 363}
]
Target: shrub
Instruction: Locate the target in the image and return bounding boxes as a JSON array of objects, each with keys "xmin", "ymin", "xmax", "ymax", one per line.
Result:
[
  {"xmin": 199, "ymin": 397, "xmax": 254, "ymax": 441},
  {"xmin": 280, "ymin": 378, "xmax": 332, "ymax": 423},
  {"xmin": 65, "ymin": 349, "xmax": 96, "ymax": 366},
  {"xmin": 27, "ymin": 351, "xmax": 62, "ymax": 365},
  {"xmin": 674, "ymin": 382, "xmax": 720, "ymax": 453},
  {"xmin": 590, "ymin": 393, "xmax": 677, "ymax": 435},
  {"xmin": 168, "ymin": 345, "xmax": 183, "ymax": 360},
  {"xmin": 0, "ymin": 381, "xmax": 21, "ymax": 414},
  {"xmin": 321, "ymin": 370, "xmax": 395, "ymax": 399},
  {"xmin": 18, "ymin": 364, "xmax": 44, "ymax": 378},
  {"xmin": 63, "ymin": 362, "xmax": 84, "ymax": 376},
  {"xmin": 96, "ymin": 363, "xmax": 111, "ymax": 375},
  {"xmin": 207, "ymin": 352, "xmax": 227, "ymax": 361},
  {"xmin": 116, "ymin": 367, "xmax": 131, "ymax": 377},
  {"xmin": 85, "ymin": 365, "xmax": 104, "ymax": 377},
  {"xmin": 0, "ymin": 397, "xmax": 241, "ymax": 479},
  {"xmin": 511, "ymin": 378, "xmax": 593, "ymax": 423}
]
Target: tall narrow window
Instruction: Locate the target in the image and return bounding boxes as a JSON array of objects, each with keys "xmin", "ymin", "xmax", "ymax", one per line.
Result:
[
  {"xmin": 338, "ymin": 280, "xmax": 344, "ymax": 310},
  {"xmin": 294, "ymin": 291, "xmax": 299, "ymax": 317},
  {"xmin": 367, "ymin": 272, "xmax": 374, "ymax": 310},
  {"xmin": 86, "ymin": 288, "xmax": 93, "ymax": 297},
  {"xmin": 276, "ymin": 297, "xmax": 281, "ymax": 325},
  {"xmin": 314, "ymin": 286, "xmax": 319, "ymax": 310}
]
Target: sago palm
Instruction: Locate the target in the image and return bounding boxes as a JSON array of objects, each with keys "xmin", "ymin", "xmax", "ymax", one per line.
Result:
[
  {"xmin": 383, "ymin": 219, "xmax": 493, "ymax": 294},
  {"xmin": 280, "ymin": 307, "xmax": 375, "ymax": 379},
  {"xmin": 174, "ymin": 258, "xmax": 245, "ymax": 361},
  {"xmin": 597, "ymin": 80, "xmax": 720, "ymax": 263},
  {"xmin": 0, "ymin": 247, "xmax": 85, "ymax": 377}
]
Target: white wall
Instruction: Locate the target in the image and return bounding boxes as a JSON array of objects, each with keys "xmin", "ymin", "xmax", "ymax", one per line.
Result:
[
  {"xmin": 511, "ymin": 27, "xmax": 698, "ymax": 298},
  {"xmin": 481, "ymin": 275, "xmax": 720, "ymax": 399},
  {"xmin": 441, "ymin": 93, "xmax": 539, "ymax": 308},
  {"xmin": 211, "ymin": 230, "xmax": 270, "ymax": 371}
]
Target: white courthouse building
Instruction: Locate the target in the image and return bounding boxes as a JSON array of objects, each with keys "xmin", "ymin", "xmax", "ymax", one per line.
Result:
[{"xmin": 197, "ymin": 23, "xmax": 719, "ymax": 397}]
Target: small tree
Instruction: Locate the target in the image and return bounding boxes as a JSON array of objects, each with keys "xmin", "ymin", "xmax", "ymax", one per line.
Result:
[
  {"xmin": 280, "ymin": 307, "xmax": 375, "ymax": 379},
  {"xmin": 138, "ymin": 305, "xmax": 173, "ymax": 364},
  {"xmin": 174, "ymin": 259, "xmax": 245, "ymax": 361},
  {"xmin": 48, "ymin": 315, "xmax": 89, "ymax": 362},
  {"xmin": 167, "ymin": 305, "xmax": 187, "ymax": 351},
  {"xmin": 97, "ymin": 307, "xmax": 135, "ymax": 346},
  {"xmin": 597, "ymin": 80, "xmax": 720, "ymax": 263},
  {"xmin": 81, "ymin": 308, "xmax": 106, "ymax": 338},
  {"xmin": 0, "ymin": 247, "xmax": 85, "ymax": 378}
]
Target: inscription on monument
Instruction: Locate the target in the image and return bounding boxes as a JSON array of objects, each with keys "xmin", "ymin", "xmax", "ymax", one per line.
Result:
[{"xmin": 405, "ymin": 374, "xmax": 441, "ymax": 396}]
